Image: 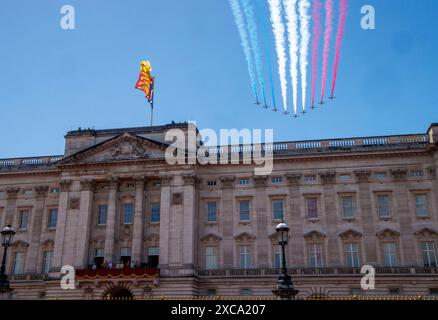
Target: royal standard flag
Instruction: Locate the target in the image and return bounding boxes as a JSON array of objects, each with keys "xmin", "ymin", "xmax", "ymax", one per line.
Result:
[{"xmin": 135, "ymin": 60, "xmax": 155, "ymax": 108}]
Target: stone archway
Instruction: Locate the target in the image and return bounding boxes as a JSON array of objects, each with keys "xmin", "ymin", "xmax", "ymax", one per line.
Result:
[{"xmin": 103, "ymin": 285, "xmax": 134, "ymax": 300}]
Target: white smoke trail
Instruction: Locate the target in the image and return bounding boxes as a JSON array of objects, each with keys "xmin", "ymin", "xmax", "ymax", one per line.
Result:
[
  {"xmin": 241, "ymin": 0, "xmax": 267, "ymax": 106},
  {"xmin": 298, "ymin": 0, "xmax": 310, "ymax": 111},
  {"xmin": 229, "ymin": 0, "xmax": 259, "ymax": 102},
  {"xmin": 267, "ymin": 0, "xmax": 287, "ymax": 112},
  {"xmin": 283, "ymin": 0, "xmax": 299, "ymax": 115}
]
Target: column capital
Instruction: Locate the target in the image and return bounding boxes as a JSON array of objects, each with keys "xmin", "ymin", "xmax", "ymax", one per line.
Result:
[
  {"xmin": 253, "ymin": 175, "xmax": 268, "ymax": 188},
  {"xmin": 219, "ymin": 176, "xmax": 235, "ymax": 188},
  {"xmin": 160, "ymin": 175, "xmax": 173, "ymax": 187},
  {"xmin": 34, "ymin": 185, "xmax": 49, "ymax": 198},
  {"xmin": 427, "ymin": 166, "xmax": 436, "ymax": 178},
  {"xmin": 108, "ymin": 176, "xmax": 119, "ymax": 190},
  {"xmin": 182, "ymin": 174, "xmax": 199, "ymax": 186},
  {"xmin": 59, "ymin": 180, "xmax": 72, "ymax": 192},
  {"xmin": 319, "ymin": 171, "xmax": 336, "ymax": 184},
  {"xmin": 390, "ymin": 168, "xmax": 408, "ymax": 180},
  {"xmin": 353, "ymin": 170, "xmax": 371, "ymax": 182},
  {"xmin": 5, "ymin": 187, "xmax": 20, "ymax": 198},
  {"xmin": 286, "ymin": 173, "xmax": 302, "ymax": 185},
  {"xmin": 80, "ymin": 179, "xmax": 95, "ymax": 191}
]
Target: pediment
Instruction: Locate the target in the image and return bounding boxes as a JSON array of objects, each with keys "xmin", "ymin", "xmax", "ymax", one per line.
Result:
[
  {"xmin": 339, "ymin": 229, "xmax": 362, "ymax": 240},
  {"xmin": 376, "ymin": 228, "xmax": 400, "ymax": 239},
  {"xmin": 303, "ymin": 230, "xmax": 326, "ymax": 240},
  {"xmin": 234, "ymin": 232, "xmax": 256, "ymax": 242},
  {"xmin": 12, "ymin": 240, "xmax": 29, "ymax": 248},
  {"xmin": 414, "ymin": 228, "xmax": 438, "ymax": 238},
  {"xmin": 41, "ymin": 239, "xmax": 55, "ymax": 248},
  {"xmin": 200, "ymin": 233, "xmax": 222, "ymax": 243},
  {"xmin": 58, "ymin": 133, "xmax": 169, "ymax": 165}
]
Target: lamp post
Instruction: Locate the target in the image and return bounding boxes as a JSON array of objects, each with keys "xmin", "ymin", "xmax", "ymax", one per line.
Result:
[
  {"xmin": 272, "ymin": 220, "xmax": 299, "ymax": 300},
  {"xmin": 0, "ymin": 225, "xmax": 16, "ymax": 293}
]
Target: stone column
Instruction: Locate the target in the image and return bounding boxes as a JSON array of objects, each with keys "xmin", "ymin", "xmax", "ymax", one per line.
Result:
[
  {"xmin": 158, "ymin": 175, "xmax": 172, "ymax": 269},
  {"xmin": 219, "ymin": 176, "xmax": 235, "ymax": 268},
  {"xmin": 254, "ymin": 175, "xmax": 268, "ymax": 267},
  {"xmin": 25, "ymin": 186, "xmax": 48, "ymax": 273},
  {"xmin": 4, "ymin": 187, "xmax": 19, "ymax": 225},
  {"xmin": 74, "ymin": 180, "xmax": 95, "ymax": 268},
  {"xmin": 391, "ymin": 169, "xmax": 416, "ymax": 265},
  {"xmin": 131, "ymin": 176, "xmax": 145, "ymax": 264},
  {"xmin": 320, "ymin": 171, "xmax": 341, "ymax": 266},
  {"xmin": 286, "ymin": 174, "xmax": 303, "ymax": 266},
  {"xmin": 104, "ymin": 178, "xmax": 118, "ymax": 263},
  {"xmin": 52, "ymin": 180, "xmax": 71, "ymax": 272},
  {"xmin": 354, "ymin": 170, "xmax": 377, "ymax": 263},
  {"xmin": 182, "ymin": 174, "xmax": 197, "ymax": 271}
]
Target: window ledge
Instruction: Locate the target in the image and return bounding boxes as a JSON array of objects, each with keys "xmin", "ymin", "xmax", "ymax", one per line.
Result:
[{"xmin": 239, "ymin": 221, "xmax": 251, "ymax": 225}]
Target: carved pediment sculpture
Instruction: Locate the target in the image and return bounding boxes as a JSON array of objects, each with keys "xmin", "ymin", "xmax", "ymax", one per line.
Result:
[
  {"xmin": 200, "ymin": 233, "xmax": 222, "ymax": 244},
  {"xmin": 234, "ymin": 232, "xmax": 256, "ymax": 243},
  {"xmin": 414, "ymin": 228, "xmax": 438, "ymax": 239},
  {"xmin": 376, "ymin": 228, "xmax": 400, "ymax": 239},
  {"xmin": 303, "ymin": 230, "xmax": 326, "ymax": 241},
  {"xmin": 339, "ymin": 229, "xmax": 363, "ymax": 240},
  {"xmin": 104, "ymin": 140, "xmax": 150, "ymax": 161}
]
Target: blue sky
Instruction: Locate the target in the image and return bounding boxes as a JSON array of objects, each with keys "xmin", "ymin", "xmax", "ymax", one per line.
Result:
[{"xmin": 0, "ymin": 0, "xmax": 437, "ymax": 158}]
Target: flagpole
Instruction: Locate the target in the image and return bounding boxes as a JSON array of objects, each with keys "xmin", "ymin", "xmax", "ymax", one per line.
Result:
[
  {"xmin": 150, "ymin": 107, "xmax": 153, "ymax": 126},
  {"xmin": 150, "ymin": 76, "xmax": 155, "ymax": 126}
]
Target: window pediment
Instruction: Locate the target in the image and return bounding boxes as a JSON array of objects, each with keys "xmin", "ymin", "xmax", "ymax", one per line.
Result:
[
  {"xmin": 41, "ymin": 239, "xmax": 55, "ymax": 249},
  {"xmin": 339, "ymin": 229, "xmax": 362, "ymax": 240},
  {"xmin": 376, "ymin": 228, "xmax": 400, "ymax": 239},
  {"xmin": 234, "ymin": 232, "xmax": 256, "ymax": 242},
  {"xmin": 12, "ymin": 240, "xmax": 29, "ymax": 248},
  {"xmin": 200, "ymin": 233, "xmax": 222, "ymax": 244},
  {"xmin": 414, "ymin": 228, "xmax": 438, "ymax": 238},
  {"xmin": 303, "ymin": 230, "xmax": 326, "ymax": 241}
]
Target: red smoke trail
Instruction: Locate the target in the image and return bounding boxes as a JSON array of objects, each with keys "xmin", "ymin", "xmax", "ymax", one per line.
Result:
[
  {"xmin": 319, "ymin": 0, "xmax": 333, "ymax": 103},
  {"xmin": 330, "ymin": 0, "xmax": 347, "ymax": 97},
  {"xmin": 311, "ymin": 0, "xmax": 322, "ymax": 107}
]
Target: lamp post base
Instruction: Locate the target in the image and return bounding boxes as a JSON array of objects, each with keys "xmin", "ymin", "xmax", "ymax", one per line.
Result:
[{"xmin": 272, "ymin": 287, "xmax": 299, "ymax": 300}]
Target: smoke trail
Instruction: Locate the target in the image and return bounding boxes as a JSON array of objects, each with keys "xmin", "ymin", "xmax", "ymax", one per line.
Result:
[
  {"xmin": 330, "ymin": 0, "xmax": 347, "ymax": 97},
  {"xmin": 283, "ymin": 0, "xmax": 299, "ymax": 115},
  {"xmin": 319, "ymin": 0, "xmax": 333, "ymax": 103},
  {"xmin": 241, "ymin": 0, "xmax": 267, "ymax": 106},
  {"xmin": 229, "ymin": 0, "xmax": 259, "ymax": 102},
  {"xmin": 255, "ymin": 0, "xmax": 276, "ymax": 109},
  {"xmin": 267, "ymin": 0, "xmax": 288, "ymax": 112},
  {"xmin": 311, "ymin": 0, "xmax": 322, "ymax": 107},
  {"xmin": 298, "ymin": 0, "xmax": 310, "ymax": 111}
]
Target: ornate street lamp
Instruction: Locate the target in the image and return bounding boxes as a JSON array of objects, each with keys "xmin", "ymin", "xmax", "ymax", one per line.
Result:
[
  {"xmin": 0, "ymin": 225, "xmax": 16, "ymax": 293},
  {"xmin": 272, "ymin": 220, "xmax": 299, "ymax": 300}
]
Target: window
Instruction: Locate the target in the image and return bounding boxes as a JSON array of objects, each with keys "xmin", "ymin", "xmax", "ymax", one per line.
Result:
[
  {"xmin": 271, "ymin": 177, "xmax": 283, "ymax": 184},
  {"xmin": 206, "ymin": 202, "xmax": 217, "ymax": 223},
  {"xmin": 341, "ymin": 196, "xmax": 354, "ymax": 219},
  {"xmin": 205, "ymin": 246, "xmax": 218, "ymax": 270},
  {"xmin": 239, "ymin": 289, "xmax": 252, "ymax": 296},
  {"xmin": 350, "ymin": 288, "xmax": 362, "ymax": 295},
  {"xmin": 339, "ymin": 174, "xmax": 351, "ymax": 181},
  {"xmin": 47, "ymin": 208, "xmax": 58, "ymax": 228},
  {"xmin": 344, "ymin": 243, "xmax": 360, "ymax": 267},
  {"xmin": 120, "ymin": 247, "xmax": 131, "ymax": 265},
  {"xmin": 207, "ymin": 180, "xmax": 217, "ymax": 186},
  {"xmin": 306, "ymin": 198, "xmax": 318, "ymax": 219},
  {"xmin": 410, "ymin": 170, "xmax": 424, "ymax": 177},
  {"xmin": 429, "ymin": 288, "xmax": 438, "ymax": 296},
  {"xmin": 304, "ymin": 175, "xmax": 316, "ymax": 182},
  {"xmin": 377, "ymin": 195, "xmax": 392, "ymax": 218},
  {"xmin": 42, "ymin": 250, "xmax": 53, "ymax": 274},
  {"xmin": 388, "ymin": 288, "xmax": 401, "ymax": 295},
  {"xmin": 374, "ymin": 172, "xmax": 387, "ymax": 179},
  {"xmin": 273, "ymin": 246, "xmax": 282, "ymax": 268},
  {"xmin": 148, "ymin": 247, "xmax": 159, "ymax": 268},
  {"xmin": 19, "ymin": 210, "xmax": 29, "ymax": 229},
  {"xmin": 421, "ymin": 242, "xmax": 437, "ymax": 267},
  {"xmin": 239, "ymin": 200, "xmax": 250, "ymax": 221},
  {"xmin": 50, "ymin": 188, "xmax": 60, "ymax": 194},
  {"xmin": 239, "ymin": 179, "xmax": 250, "ymax": 185},
  {"xmin": 415, "ymin": 194, "xmax": 429, "ymax": 217},
  {"xmin": 239, "ymin": 245, "xmax": 252, "ymax": 269},
  {"xmin": 123, "ymin": 203, "xmax": 134, "ymax": 224},
  {"xmin": 308, "ymin": 243, "xmax": 323, "ymax": 267},
  {"xmin": 94, "ymin": 248, "xmax": 104, "ymax": 267},
  {"xmin": 150, "ymin": 203, "xmax": 160, "ymax": 223},
  {"xmin": 152, "ymin": 180, "xmax": 161, "ymax": 187},
  {"xmin": 272, "ymin": 200, "xmax": 284, "ymax": 220},
  {"xmin": 98, "ymin": 205, "xmax": 108, "ymax": 225},
  {"xmin": 206, "ymin": 289, "xmax": 217, "ymax": 296},
  {"xmin": 12, "ymin": 252, "xmax": 24, "ymax": 275},
  {"xmin": 383, "ymin": 242, "xmax": 398, "ymax": 267}
]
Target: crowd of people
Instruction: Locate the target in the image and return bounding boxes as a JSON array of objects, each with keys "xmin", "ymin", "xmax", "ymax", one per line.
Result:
[{"xmin": 87, "ymin": 260, "xmax": 151, "ymax": 270}]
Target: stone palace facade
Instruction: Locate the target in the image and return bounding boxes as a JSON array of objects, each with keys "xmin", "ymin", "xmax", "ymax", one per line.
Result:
[{"xmin": 1, "ymin": 122, "xmax": 438, "ymax": 299}]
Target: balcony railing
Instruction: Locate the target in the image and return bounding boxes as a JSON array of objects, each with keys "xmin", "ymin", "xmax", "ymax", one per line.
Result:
[
  {"xmin": 196, "ymin": 266, "xmax": 438, "ymax": 277},
  {"xmin": 0, "ymin": 155, "xmax": 63, "ymax": 171},
  {"xmin": 75, "ymin": 267, "xmax": 159, "ymax": 280}
]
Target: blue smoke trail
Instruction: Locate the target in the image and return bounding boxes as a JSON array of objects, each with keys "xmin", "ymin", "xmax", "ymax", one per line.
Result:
[
  {"xmin": 255, "ymin": 0, "xmax": 277, "ymax": 109},
  {"xmin": 241, "ymin": 0, "xmax": 267, "ymax": 107},
  {"xmin": 229, "ymin": 0, "xmax": 259, "ymax": 103}
]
